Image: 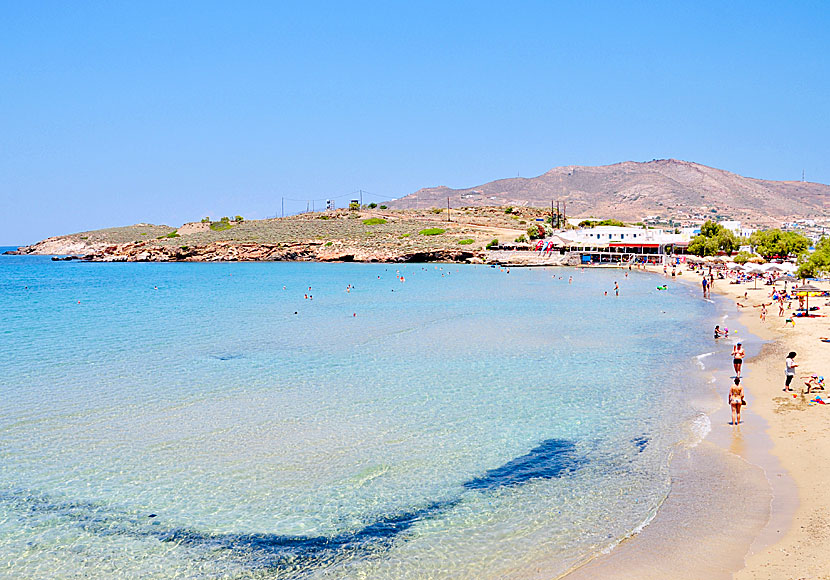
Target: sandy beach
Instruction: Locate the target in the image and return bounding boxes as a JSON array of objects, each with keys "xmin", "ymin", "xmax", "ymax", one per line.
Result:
[
  {"xmin": 567, "ymin": 264, "xmax": 830, "ymax": 579},
  {"xmin": 707, "ymin": 268, "xmax": 830, "ymax": 579}
]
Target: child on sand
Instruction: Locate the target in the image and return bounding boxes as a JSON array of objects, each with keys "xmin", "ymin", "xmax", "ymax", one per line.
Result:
[
  {"xmin": 804, "ymin": 375, "xmax": 825, "ymax": 394},
  {"xmin": 784, "ymin": 352, "xmax": 798, "ymax": 391}
]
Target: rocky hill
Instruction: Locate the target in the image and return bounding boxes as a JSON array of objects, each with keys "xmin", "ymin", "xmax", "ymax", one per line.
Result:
[
  {"xmin": 8, "ymin": 208, "xmax": 537, "ymax": 262},
  {"xmin": 389, "ymin": 159, "xmax": 830, "ymax": 226}
]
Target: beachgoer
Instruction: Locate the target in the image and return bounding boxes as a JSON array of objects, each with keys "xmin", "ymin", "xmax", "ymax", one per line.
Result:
[
  {"xmin": 614, "ymin": 281, "xmax": 619, "ymax": 296},
  {"xmin": 729, "ymin": 377, "xmax": 745, "ymax": 425},
  {"xmin": 784, "ymin": 352, "xmax": 798, "ymax": 391},
  {"xmin": 702, "ymin": 277, "xmax": 709, "ymax": 298},
  {"xmin": 805, "ymin": 375, "xmax": 825, "ymax": 394},
  {"xmin": 714, "ymin": 325, "xmax": 723, "ymax": 339},
  {"xmin": 732, "ymin": 342, "xmax": 745, "ymax": 378}
]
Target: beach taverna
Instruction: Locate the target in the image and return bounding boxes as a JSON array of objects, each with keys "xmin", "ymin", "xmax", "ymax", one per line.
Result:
[{"xmin": 541, "ymin": 226, "xmax": 690, "ymax": 264}]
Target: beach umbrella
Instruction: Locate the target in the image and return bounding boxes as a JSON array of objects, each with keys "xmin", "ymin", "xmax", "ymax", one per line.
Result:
[
  {"xmin": 763, "ymin": 263, "xmax": 785, "ymax": 273},
  {"xmin": 794, "ymin": 283, "xmax": 821, "ymax": 315},
  {"xmin": 727, "ymin": 262, "xmax": 744, "ymax": 271}
]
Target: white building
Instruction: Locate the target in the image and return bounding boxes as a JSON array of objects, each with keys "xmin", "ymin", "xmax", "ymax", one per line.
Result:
[{"xmin": 566, "ymin": 226, "xmax": 689, "ymax": 245}]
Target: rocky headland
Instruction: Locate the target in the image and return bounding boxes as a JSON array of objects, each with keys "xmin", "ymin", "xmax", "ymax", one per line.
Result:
[{"xmin": 9, "ymin": 208, "xmax": 542, "ymax": 264}]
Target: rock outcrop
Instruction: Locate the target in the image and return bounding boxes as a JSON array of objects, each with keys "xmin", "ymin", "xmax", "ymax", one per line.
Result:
[{"xmin": 75, "ymin": 241, "xmax": 481, "ymax": 264}]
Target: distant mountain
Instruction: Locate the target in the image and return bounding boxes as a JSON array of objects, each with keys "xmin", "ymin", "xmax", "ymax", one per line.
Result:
[{"xmin": 388, "ymin": 159, "xmax": 830, "ymax": 225}]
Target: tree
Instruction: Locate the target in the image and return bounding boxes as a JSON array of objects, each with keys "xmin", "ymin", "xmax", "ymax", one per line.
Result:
[
  {"xmin": 234, "ymin": 215, "xmax": 243, "ymax": 222},
  {"xmin": 368, "ymin": 203, "xmax": 377, "ymax": 209},
  {"xmin": 688, "ymin": 220, "xmax": 739, "ymax": 256},
  {"xmin": 749, "ymin": 229, "xmax": 810, "ymax": 259},
  {"xmin": 797, "ymin": 237, "xmax": 830, "ymax": 278},
  {"xmin": 732, "ymin": 251, "xmax": 754, "ymax": 265}
]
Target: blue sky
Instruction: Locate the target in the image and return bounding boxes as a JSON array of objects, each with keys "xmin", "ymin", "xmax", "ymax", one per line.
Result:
[{"xmin": 2, "ymin": 1, "xmax": 828, "ymax": 244}]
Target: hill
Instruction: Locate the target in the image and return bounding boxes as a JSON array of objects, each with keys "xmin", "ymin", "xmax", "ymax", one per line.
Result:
[{"xmin": 388, "ymin": 159, "xmax": 830, "ymax": 226}]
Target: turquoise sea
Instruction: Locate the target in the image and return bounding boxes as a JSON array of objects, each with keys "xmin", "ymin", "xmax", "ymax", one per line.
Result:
[{"xmin": 0, "ymin": 252, "xmax": 729, "ymax": 579}]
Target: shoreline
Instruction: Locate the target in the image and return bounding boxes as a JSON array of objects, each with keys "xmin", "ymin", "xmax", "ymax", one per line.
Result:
[
  {"xmin": 560, "ymin": 267, "xmax": 784, "ymax": 579},
  {"xmin": 566, "ymin": 263, "xmax": 830, "ymax": 579}
]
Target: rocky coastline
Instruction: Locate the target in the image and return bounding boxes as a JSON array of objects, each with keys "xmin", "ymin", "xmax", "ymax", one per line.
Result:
[{"xmin": 9, "ymin": 239, "xmax": 483, "ymax": 264}]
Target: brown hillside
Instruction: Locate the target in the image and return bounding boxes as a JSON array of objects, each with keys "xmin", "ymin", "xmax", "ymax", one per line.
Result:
[{"xmin": 388, "ymin": 159, "xmax": 830, "ymax": 226}]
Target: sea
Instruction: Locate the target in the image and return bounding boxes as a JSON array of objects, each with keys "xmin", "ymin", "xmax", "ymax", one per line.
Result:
[{"xmin": 0, "ymin": 250, "xmax": 735, "ymax": 579}]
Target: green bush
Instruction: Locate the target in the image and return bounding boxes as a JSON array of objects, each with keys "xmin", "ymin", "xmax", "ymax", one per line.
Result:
[
  {"xmin": 368, "ymin": 203, "xmax": 377, "ymax": 209},
  {"xmin": 458, "ymin": 238, "xmax": 474, "ymax": 245},
  {"xmin": 234, "ymin": 215, "xmax": 243, "ymax": 222},
  {"xmin": 399, "ymin": 233, "xmax": 411, "ymax": 238},
  {"xmin": 430, "ymin": 208, "xmax": 444, "ymax": 214},
  {"xmin": 515, "ymin": 234, "xmax": 528, "ymax": 243},
  {"xmin": 220, "ymin": 216, "xmax": 230, "ymax": 223},
  {"xmin": 363, "ymin": 218, "xmax": 387, "ymax": 225},
  {"xmin": 379, "ymin": 205, "xmax": 387, "ymax": 209},
  {"xmin": 161, "ymin": 230, "xmax": 180, "ymax": 238},
  {"xmin": 325, "ymin": 241, "xmax": 333, "ymax": 246},
  {"xmin": 486, "ymin": 238, "xmax": 499, "ymax": 249},
  {"xmin": 318, "ymin": 215, "xmax": 331, "ymax": 220},
  {"xmin": 579, "ymin": 219, "xmax": 625, "ymax": 228},
  {"xmin": 419, "ymin": 228, "xmax": 446, "ymax": 236},
  {"xmin": 349, "ymin": 201, "xmax": 360, "ymax": 210},
  {"xmin": 504, "ymin": 207, "xmax": 513, "ymax": 214},
  {"xmin": 732, "ymin": 251, "xmax": 754, "ymax": 265},
  {"xmin": 201, "ymin": 217, "xmax": 210, "ymax": 223},
  {"xmin": 210, "ymin": 221, "xmax": 232, "ymax": 232}
]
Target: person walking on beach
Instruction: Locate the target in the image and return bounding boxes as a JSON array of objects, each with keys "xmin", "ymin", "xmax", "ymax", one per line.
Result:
[
  {"xmin": 732, "ymin": 342, "xmax": 745, "ymax": 378},
  {"xmin": 702, "ymin": 276, "xmax": 709, "ymax": 299},
  {"xmin": 784, "ymin": 352, "xmax": 798, "ymax": 391},
  {"xmin": 729, "ymin": 377, "xmax": 745, "ymax": 425}
]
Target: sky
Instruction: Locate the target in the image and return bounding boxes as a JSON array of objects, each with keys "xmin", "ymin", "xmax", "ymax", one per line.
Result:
[{"xmin": 1, "ymin": 1, "xmax": 828, "ymax": 244}]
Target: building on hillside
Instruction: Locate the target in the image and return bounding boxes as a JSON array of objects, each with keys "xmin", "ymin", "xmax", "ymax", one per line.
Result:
[{"xmin": 718, "ymin": 220, "xmax": 756, "ymax": 238}]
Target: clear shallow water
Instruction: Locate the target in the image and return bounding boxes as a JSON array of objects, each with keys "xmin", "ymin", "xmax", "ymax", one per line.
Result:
[{"xmin": 0, "ymin": 257, "xmax": 720, "ymax": 579}]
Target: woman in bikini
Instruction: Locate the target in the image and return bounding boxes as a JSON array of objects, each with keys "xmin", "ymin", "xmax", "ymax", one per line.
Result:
[
  {"xmin": 729, "ymin": 377, "xmax": 745, "ymax": 425},
  {"xmin": 732, "ymin": 342, "xmax": 745, "ymax": 377}
]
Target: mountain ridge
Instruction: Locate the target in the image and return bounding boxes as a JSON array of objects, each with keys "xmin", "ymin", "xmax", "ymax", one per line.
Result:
[{"xmin": 388, "ymin": 159, "xmax": 830, "ymax": 225}]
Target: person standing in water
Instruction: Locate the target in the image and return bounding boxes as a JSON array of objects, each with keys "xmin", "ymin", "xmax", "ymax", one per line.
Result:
[
  {"xmin": 729, "ymin": 377, "xmax": 745, "ymax": 425},
  {"xmin": 732, "ymin": 342, "xmax": 745, "ymax": 377}
]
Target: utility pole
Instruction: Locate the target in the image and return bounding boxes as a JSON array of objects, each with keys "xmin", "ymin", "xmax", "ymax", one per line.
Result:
[
  {"xmin": 281, "ymin": 197, "xmax": 284, "ymax": 218},
  {"xmin": 359, "ymin": 189, "xmax": 363, "ymax": 207},
  {"xmin": 551, "ymin": 200, "xmax": 554, "ymax": 229},
  {"xmin": 447, "ymin": 197, "xmax": 451, "ymax": 222},
  {"xmin": 563, "ymin": 202, "xmax": 566, "ymax": 226}
]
